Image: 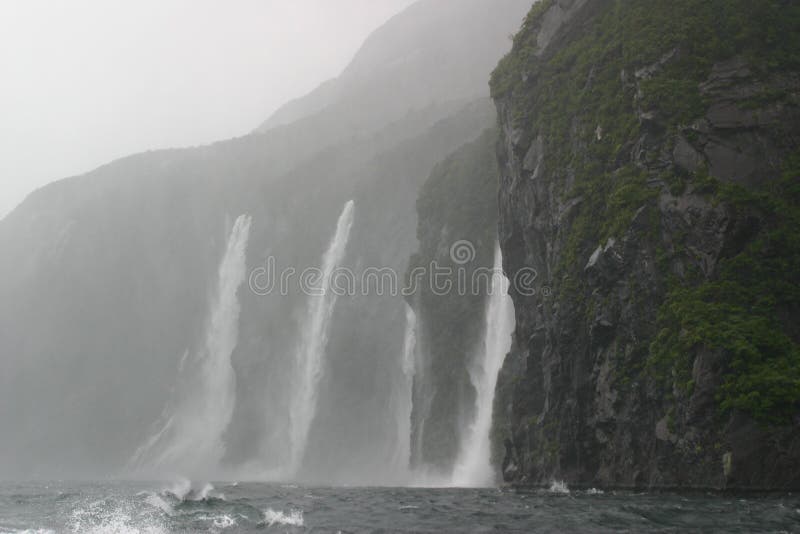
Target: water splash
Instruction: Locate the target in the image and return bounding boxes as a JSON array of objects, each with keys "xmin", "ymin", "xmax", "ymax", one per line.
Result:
[
  {"xmin": 130, "ymin": 215, "xmax": 252, "ymax": 477},
  {"xmin": 451, "ymin": 242, "xmax": 515, "ymax": 487},
  {"xmin": 548, "ymin": 480, "xmax": 571, "ymax": 495},
  {"xmin": 288, "ymin": 201, "xmax": 355, "ymax": 476},
  {"xmin": 261, "ymin": 508, "xmax": 304, "ymax": 528}
]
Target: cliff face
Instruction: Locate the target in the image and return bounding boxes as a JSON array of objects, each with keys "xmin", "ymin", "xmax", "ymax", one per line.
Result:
[{"xmin": 492, "ymin": 0, "xmax": 800, "ymax": 489}]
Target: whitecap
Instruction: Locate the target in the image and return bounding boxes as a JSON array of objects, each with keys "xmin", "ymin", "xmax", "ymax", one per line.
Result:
[
  {"xmin": 262, "ymin": 508, "xmax": 305, "ymax": 527},
  {"xmin": 212, "ymin": 515, "xmax": 237, "ymax": 529},
  {"xmin": 160, "ymin": 480, "xmax": 220, "ymax": 502},
  {"xmin": 193, "ymin": 514, "xmax": 237, "ymax": 530},
  {"xmin": 68, "ymin": 503, "xmax": 167, "ymax": 534},
  {"xmin": 586, "ymin": 488, "xmax": 604, "ymax": 495},
  {"xmin": 67, "ymin": 493, "xmax": 170, "ymax": 534},
  {"xmin": 548, "ymin": 480, "xmax": 570, "ymax": 494}
]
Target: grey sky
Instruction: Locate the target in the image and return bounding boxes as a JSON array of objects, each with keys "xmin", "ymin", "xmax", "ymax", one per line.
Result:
[{"xmin": 0, "ymin": 0, "xmax": 417, "ymax": 219}]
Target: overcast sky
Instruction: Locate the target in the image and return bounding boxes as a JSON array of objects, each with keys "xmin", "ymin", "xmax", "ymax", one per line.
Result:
[{"xmin": 0, "ymin": 0, "xmax": 417, "ymax": 219}]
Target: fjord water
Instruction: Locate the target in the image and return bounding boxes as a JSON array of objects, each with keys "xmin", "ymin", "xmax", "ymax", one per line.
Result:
[
  {"xmin": 288, "ymin": 201, "xmax": 355, "ymax": 478},
  {"xmin": 2, "ymin": 481, "xmax": 798, "ymax": 533},
  {"xmin": 452, "ymin": 243, "xmax": 515, "ymax": 487},
  {"xmin": 130, "ymin": 215, "xmax": 253, "ymax": 478}
]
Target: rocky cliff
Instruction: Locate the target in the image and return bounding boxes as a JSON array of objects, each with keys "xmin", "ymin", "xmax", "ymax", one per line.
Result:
[{"xmin": 492, "ymin": 0, "xmax": 800, "ymax": 489}]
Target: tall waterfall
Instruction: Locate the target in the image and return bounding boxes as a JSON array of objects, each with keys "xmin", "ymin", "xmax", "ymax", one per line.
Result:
[
  {"xmin": 451, "ymin": 242, "xmax": 515, "ymax": 487},
  {"xmin": 288, "ymin": 200, "xmax": 355, "ymax": 476},
  {"xmin": 391, "ymin": 304, "xmax": 417, "ymax": 479},
  {"xmin": 130, "ymin": 214, "xmax": 252, "ymax": 477}
]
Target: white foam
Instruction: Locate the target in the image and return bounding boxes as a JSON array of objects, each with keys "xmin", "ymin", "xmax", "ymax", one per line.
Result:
[
  {"xmin": 548, "ymin": 480, "xmax": 570, "ymax": 494},
  {"xmin": 68, "ymin": 501, "xmax": 167, "ymax": 534},
  {"xmin": 212, "ymin": 515, "xmax": 237, "ymax": 529},
  {"xmin": 263, "ymin": 508, "xmax": 305, "ymax": 527},
  {"xmin": 194, "ymin": 514, "xmax": 237, "ymax": 530}
]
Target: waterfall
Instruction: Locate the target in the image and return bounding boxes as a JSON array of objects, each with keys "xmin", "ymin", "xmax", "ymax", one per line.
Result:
[
  {"xmin": 130, "ymin": 214, "xmax": 252, "ymax": 477},
  {"xmin": 407, "ymin": 304, "xmax": 440, "ymax": 484},
  {"xmin": 288, "ymin": 200, "xmax": 355, "ymax": 476},
  {"xmin": 451, "ymin": 242, "xmax": 515, "ymax": 487},
  {"xmin": 390, "ymin": 304, "xmax": 417, "ymax": 479}
]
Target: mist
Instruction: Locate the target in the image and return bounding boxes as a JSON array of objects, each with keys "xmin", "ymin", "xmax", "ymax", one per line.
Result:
[
  {"xmin": 0, "ymin": 0, "xmax": 532, "ymax": 483},
  {"xmin": 0, "ymin": 0, "xmax": 416, "ymax": 219},
  {"xmin": 2, "ymin": 0, "xmax": 797, "ymax": 530}
]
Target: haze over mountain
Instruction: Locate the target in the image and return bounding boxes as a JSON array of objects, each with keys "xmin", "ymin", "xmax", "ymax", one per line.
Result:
[
  {"xmin": 0, "ymin": 0, "xmax": 417, "ymax": 219},
  {"xmin": 0, "ymin": 0, "xmax": 531, "ymax": 481}
]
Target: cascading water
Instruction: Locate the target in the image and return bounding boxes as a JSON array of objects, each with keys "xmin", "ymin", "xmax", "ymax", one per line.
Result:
[
  {"xmin": 451, "ymin": 242, "xmax": 515, "ymax": 487},
  {"xmin": 130, "ymin": 214, "xmax": 252, "ymax": 477},
  {"xmin": 288, "ymin": 200, "xmax": 355, "ymax": 476},
  {"xmin": 390, "ymin": 304, "xmax": 417, "ymax": 479}
]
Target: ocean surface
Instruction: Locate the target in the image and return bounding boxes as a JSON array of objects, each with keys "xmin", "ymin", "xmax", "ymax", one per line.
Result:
[{"xmin": 0, "ymin": 481, "xmax": 798, "ymax": 533}]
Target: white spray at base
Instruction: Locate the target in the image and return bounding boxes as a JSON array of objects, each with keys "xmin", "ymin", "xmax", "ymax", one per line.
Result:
[
  {"xmin": 130, "ymin": 214, "xmax": 252, "ymax": 477},
  {"xmin": 288, "ymin": 200, "xmax": 355, "ymax": 476},
  {"xmin": 451, "ymin": 242, "xmax": 515, "ymax": 487}
]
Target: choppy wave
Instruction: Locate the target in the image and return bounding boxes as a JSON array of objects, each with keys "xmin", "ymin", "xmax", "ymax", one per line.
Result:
[
  {"xmin": 160, "ymin": 480, "xmax": 222, "ymax": 503},
  {"xmin": 3, "ymin": 481, "xmax": 798, "ymax": 532},
  {"xmin": 262, "ymin": 508, "xmax": 305, "ymax": 527}
]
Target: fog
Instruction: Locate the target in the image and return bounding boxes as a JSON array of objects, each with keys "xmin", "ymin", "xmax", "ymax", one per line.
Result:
[
  {"xmin": 0, "ymin": 0, "xmax": 416, "ymax": 219},
  {"xmin": 0, "ymin": 0, "xmax": 532, "ymax": 483}
]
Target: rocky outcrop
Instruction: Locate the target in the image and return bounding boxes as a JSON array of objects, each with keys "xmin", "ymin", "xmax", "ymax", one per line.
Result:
[{"xmin": 491, "ymin": 0, "xmax": 800, "ymax": 489}]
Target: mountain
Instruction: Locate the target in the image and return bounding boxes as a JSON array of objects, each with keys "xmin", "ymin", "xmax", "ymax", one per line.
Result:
[
  {"xmin": 488, "ymin": 0, "xmax": 800, "ymax": 489},
  {"xmin": 256, "ymin": 0, "xmax": 528, "ymax": 134},
  {"xmin": 0, "ymin": 0, "xmax": 532, "ymax": 481}
]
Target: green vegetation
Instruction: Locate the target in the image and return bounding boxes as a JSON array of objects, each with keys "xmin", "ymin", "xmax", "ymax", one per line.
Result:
[
  {"xmin": 650, "ymin": 166, "xmax": 800, "ymax": 424},
  {"xmin": 491, "ymin": 0, "xmax": 800, "ymax": 423}
]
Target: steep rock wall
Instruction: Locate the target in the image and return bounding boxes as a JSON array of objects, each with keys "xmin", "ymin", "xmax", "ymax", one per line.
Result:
[{"xmin": 492, "ymin": 0, "xmax": 800, "ymax": 489}]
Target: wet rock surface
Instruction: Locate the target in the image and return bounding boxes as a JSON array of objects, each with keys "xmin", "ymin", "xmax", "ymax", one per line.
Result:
[{"xmin": 491, "ymin": 0, "xmax": 800, "ymax": 490}]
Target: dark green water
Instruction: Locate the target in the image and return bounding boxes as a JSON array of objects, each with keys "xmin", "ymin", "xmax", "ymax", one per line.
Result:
[{"xmin": 0, "ymin": 481, "xmax": 798, "ymax": 533}]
